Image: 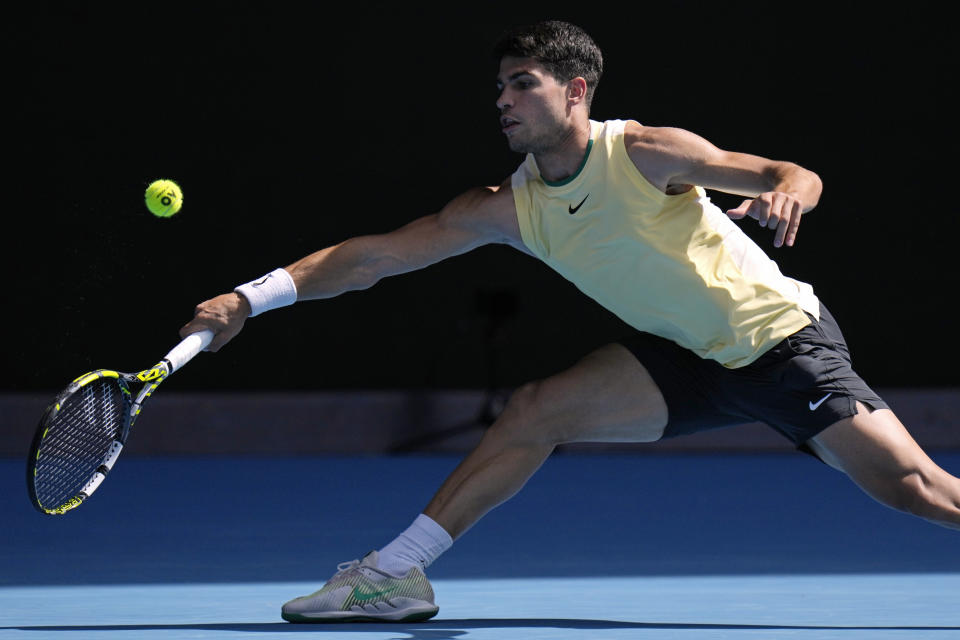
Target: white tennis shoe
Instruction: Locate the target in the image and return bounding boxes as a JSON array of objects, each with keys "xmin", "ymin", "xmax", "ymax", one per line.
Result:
[{"xmin": 281, "ymin": 550, "xmax": 439, "ymax": 623}]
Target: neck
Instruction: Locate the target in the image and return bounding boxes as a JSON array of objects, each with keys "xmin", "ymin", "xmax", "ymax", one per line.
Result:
[{"xmin": 533, "ymin": 119, "xmax": 592, "ymax": 183}]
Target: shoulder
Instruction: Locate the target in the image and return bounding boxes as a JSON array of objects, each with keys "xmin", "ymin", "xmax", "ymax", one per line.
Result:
[
  {"xmin": 622, "ymin": 121, "xmax": 708, "ymax": 157},
  {"xmin": 439, "ymin": 179, "xmax": 524, "ymax": 248},
  {"xmin": 442, "ymin": 179, "xmax": 516, "ymax": 222},
  {"xmin": 621, "ymin": 122, "xmax": 714, "ymax": 193}
]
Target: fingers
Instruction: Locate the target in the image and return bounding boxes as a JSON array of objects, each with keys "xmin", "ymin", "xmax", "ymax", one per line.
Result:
[
  {"xmin": 179, "ymin": 319, "xmax": 226, "ymax": 352},
  {"xmin": 763, "ymin": 194, "xmax": 802, "ymax": 247},
  {"xmin": 206, "ymin": 329, "xmax": 238, "ymax": 353},
  {"xmin": 774, "ymin": 198, "xmax": 803, "ymax": 248},
  {"xmin": 179, "ymin": 317, "xmax": 223, "ymax": 352},
  {"xmin": 754, "ymin": 193, "xmax": 780, "ymax": 229},
  {"xmin": 725, "ymin": 200, "xmax": 751, "ymax": 219},
  {"xmin": 726, "ymin": 192, "xmax": 803, "ymax": 247},
  {"xmin": 179, "ymin": 293, "xmax": 249, "ymax": 352}
]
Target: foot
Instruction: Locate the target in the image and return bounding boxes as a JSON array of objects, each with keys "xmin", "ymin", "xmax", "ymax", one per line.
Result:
[{"xmin": 281, "ymin": 550, "xmax": 439, "ymax": 623}]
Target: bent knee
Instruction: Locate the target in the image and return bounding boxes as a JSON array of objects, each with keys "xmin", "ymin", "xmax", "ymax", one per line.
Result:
[
  {"xmin": 501, "ymin": 380, "xmax": 541, "ymax": 415},
  {"xmin": 484, "ymin": 380, "xmax": 569, "ymax": 446},
  {"xmin": 482, "ymin": 344, "xmax": 669, "ymax": 446}
]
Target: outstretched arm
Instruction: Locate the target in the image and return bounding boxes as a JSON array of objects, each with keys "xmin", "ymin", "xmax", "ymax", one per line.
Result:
[
  {"xmin": 181, "ymin": 185, "xmax": 522, "ymax": 351},
  {"xmin": 625, "ymin": 122, "xmax": 823, "ymax": 248}
]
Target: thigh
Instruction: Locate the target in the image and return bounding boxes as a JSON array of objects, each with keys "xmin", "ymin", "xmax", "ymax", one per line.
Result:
[
  {"xmin": 531, "ymin": 343, "xmax": 669, "ymax": 444},
  {"xmin": 619, "ymin": 331, "xmax": 749, "ymax": 439}
]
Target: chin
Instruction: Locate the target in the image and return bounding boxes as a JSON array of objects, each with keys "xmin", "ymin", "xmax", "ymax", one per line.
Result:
[{"xmin": 506, "ymin": 135, "xmax": 534, "ymax": 154}]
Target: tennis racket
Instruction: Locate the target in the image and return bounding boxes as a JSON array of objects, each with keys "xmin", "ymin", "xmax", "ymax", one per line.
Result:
[{"xmin": 27, "ymin": 329, "xmax": 215, "ymax": 515}]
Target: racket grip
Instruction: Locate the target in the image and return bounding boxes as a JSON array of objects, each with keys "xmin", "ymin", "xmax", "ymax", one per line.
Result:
[{"xmin": 164, "ymin": 329, "xmax": 215, "ymax": 374}]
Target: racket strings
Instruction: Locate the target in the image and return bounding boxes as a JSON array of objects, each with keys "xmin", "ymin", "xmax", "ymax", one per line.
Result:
[{"xmin": 33, "ymin": 379, "xmax": 128, "ymax": 509}]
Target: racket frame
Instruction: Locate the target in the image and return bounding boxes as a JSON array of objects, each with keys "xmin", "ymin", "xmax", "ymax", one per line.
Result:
[
  {"xmin": 27, "ymin": 363, "xmax": 169, "ymax": 514},
  {"xmin": 26, "ymin": 330, "xmax": 212, "ymax": 515}
]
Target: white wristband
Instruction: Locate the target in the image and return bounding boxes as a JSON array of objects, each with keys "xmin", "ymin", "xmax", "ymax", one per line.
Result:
[{"xmin": 234, "ymin": 268, "xmax": 298, "ymax": 317}]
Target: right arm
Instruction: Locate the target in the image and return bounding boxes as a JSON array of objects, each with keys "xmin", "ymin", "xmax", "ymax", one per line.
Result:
[
  {"xmin": 287, "ymin": 185, "xmax": 520, "ymax": 300},
  {"xmin": 180, "ymin": 184, "xmax": 524, "ymax": 351}
]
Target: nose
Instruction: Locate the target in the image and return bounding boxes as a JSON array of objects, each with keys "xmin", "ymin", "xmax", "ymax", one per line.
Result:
[{"xmin": 496, "ymin": 87, "xmax": 511, "ymax": 112}]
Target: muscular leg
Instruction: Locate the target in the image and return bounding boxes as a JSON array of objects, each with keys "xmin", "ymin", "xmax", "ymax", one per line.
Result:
[
  {"xmin": 807, "ymin": 403, "xmax": 960, "ymax": 530},
  {"xmin": 283, "ymin": 345, "xmax": 667, "ymax": 621},
  {"xmin": 423, "ymin": 343, "xmax": 668, "ymax": 539}
]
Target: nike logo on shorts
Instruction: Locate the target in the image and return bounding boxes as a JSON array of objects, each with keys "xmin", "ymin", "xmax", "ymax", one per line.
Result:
[{"xmin": 809, "ymin": 392, "xmax": 833, "ymax": 411}]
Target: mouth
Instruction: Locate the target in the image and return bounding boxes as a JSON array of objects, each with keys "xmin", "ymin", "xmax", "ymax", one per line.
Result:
[{"xmin": 500, "ymin": 116, "xmax": 520, "ymax": 135}]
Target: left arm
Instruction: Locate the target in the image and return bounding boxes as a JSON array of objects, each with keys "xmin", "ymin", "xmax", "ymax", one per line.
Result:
[{"xmin": 625, "ymin": 122, "xmax": 823, "ymax": 247}]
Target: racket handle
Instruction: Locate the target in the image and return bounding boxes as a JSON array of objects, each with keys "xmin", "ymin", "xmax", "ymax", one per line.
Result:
[{"xmin": 164, "ymin": 329, "xmax": 215, "ymax": 374}]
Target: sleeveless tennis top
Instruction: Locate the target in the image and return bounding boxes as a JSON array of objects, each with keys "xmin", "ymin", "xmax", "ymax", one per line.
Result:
[{"xmin": 511, "ymin": 119, "xmax": 819, "ymax": 368}]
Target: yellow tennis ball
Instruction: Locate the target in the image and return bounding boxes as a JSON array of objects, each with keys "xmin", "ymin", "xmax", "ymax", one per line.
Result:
[{"xmin": 145, "ymin": 179, "xmax": 183, "ymax": 218}]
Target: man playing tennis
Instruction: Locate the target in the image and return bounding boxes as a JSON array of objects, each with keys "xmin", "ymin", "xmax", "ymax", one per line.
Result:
[{"xmin": 181, "ymin": 20, "xmax": 960, "ymax": 623}]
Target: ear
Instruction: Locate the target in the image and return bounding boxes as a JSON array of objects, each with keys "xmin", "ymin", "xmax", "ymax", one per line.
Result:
[{"xmin": 567, "ymin": 77, "xmax": 588, "ymax": 104}]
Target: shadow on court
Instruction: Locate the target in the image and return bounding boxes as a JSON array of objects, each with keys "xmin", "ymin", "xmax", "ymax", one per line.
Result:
[{"xmin": 9, "ymin": 620, "xmax": 960, "ymax": 635}]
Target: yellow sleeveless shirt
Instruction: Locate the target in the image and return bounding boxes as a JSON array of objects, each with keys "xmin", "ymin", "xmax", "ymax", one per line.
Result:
[{"xmin": 511, "ymin": 119, "xmax": 819, "ymax": 368}]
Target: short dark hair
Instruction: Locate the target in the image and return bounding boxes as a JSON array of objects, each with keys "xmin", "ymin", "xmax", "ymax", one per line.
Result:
[{"xmin": 493, "ymin": 20, "xmax": 604, "ymax": 110}]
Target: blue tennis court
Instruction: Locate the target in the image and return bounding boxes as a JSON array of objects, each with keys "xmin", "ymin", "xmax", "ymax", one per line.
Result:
[{"xmin": 4, "ymin": 452, "xmax": 960, "ymax": 639}]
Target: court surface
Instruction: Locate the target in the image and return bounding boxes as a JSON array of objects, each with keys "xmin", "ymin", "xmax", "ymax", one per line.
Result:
[{"xmin": 3, "ymin": 452, "xmax": 960, "ymax": 639}]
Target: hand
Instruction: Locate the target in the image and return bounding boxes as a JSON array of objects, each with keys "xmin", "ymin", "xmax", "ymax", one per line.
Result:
[
  {"xmin": 726, "ymin": 191, "xmax": 803, "ymax": 248},
  {"xmin": 179, "ymin": 292, "xmax": 251, "ymax": 352}
]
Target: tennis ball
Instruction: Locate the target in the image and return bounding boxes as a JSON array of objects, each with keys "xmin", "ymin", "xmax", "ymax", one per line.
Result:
[{"xmin": 145, "ymin": 179, "xmax": 183, "ymax": 218}]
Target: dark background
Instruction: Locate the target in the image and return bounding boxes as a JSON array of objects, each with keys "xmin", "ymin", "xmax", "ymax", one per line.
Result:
[{"xmin": 5, "ymin": 1, "xmax": 957, "ymax": 393}]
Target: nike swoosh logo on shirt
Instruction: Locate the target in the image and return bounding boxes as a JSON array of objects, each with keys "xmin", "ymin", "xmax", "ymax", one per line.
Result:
[
  {"xmin": 568, "ymin": 194, "xmax": 589, "ymax": 214},
  {"xmin": 809, "ymin": 392, "xmax": 833, "ymax": 411}
]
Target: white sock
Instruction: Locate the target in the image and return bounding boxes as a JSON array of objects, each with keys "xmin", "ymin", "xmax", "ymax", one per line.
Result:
[{"xmin": 377, "ymin": 514, "xmax": 453, "ymax": 576}]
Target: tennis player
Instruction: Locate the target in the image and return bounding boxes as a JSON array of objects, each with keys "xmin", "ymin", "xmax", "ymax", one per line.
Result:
[{"xmin": 181, "ymin": 20, "xmax": 960, "ymax": 622}]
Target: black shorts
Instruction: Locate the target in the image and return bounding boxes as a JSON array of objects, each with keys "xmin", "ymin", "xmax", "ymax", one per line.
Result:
[{"xmin": 619, "ymin": 302, "xmax": 888, "ymax": 453}]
